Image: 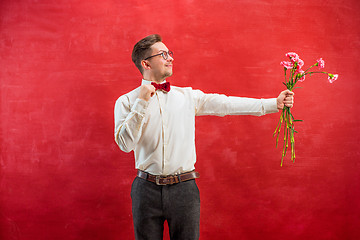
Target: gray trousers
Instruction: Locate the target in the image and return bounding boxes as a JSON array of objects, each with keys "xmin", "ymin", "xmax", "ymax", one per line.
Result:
[{"xmin": 131, "ymin": 177, "xmax": 200, "ymax": 240}]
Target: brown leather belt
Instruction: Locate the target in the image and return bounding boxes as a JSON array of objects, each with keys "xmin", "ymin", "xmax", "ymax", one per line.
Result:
[{"xmin": 137, "ymin": 170, "xmax": 200, "ymax": 185}]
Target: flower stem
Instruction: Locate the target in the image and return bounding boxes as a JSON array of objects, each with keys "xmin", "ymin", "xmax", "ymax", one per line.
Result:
[
  {"xmin": 305, "ymin": 71, "xmax": 329, "ymax": 75},
  {"xmin": 304, "ymin": 63, "xmax": 318, "ymax": 73}
]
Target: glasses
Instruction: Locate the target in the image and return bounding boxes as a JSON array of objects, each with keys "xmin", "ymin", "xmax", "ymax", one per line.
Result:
[{"xmin": 144, "ymin": 50, "xmax": 173, "ymax": 61}]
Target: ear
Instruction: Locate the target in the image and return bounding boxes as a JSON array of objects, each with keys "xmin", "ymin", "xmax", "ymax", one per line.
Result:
[{"xmin": 141, "ymin": 60, "xmax": 151, "ymax": 71}]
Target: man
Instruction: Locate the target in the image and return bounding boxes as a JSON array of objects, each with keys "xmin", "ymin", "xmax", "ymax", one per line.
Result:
[{"xmin": 114, "ymin": 34, "xmax": 294, "ymax": 240}]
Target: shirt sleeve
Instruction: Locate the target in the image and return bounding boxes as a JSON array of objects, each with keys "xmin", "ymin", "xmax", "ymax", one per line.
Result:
[
  {"xmin": 114, "ymin": 96, "xmax": 149, "ymax": 152},
  {"xmin": 192, "ymin": 89, "xmax": 279, "ymax": 117}
]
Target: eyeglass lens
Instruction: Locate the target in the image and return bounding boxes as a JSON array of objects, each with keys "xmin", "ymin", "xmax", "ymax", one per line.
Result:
[{"xmin": 163, "ymin": 51, "xmax": 173, "ymax": 60}]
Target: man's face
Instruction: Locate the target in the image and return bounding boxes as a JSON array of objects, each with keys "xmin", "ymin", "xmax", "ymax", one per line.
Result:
[{"xmin": 146, "ymin": 42, "xmax": 174, "ymax": 81}]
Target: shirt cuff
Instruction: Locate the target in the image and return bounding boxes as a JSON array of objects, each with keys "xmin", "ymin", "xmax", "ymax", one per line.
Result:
[
  {"xmin": 261, "ymin": 98, "xmax": 279, "ymax": 114},
  {"xmin": 132, "ymin": 98, "xmax": 149, "ymax": 116}
]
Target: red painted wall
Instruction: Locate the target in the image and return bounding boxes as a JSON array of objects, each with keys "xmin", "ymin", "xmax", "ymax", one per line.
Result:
[{"xmin": 1, "ymin": 0, "xmax": 359, "ymax": 239}]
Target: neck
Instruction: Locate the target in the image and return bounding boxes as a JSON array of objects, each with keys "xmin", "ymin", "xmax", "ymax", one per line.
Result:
[{"xmin": 142, "ymin": 73, "xmax": 166, "ymax": 84}]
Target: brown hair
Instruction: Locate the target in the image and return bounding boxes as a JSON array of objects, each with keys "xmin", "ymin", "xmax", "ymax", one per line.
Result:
[{"xmin": 132, "ymin": 34, "xmax": 162, "ymax": 74}]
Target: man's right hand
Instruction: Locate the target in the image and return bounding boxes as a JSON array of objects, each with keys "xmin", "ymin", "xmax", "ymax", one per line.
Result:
[{"xmin": 138, "ymin": 84, "xmax": 156, "ymax": 101}]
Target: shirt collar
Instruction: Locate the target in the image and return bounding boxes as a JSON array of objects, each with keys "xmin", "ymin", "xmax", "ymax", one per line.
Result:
[{"xmin": 141, "ymin": 79, "xmax": 166, "ymax": 85}]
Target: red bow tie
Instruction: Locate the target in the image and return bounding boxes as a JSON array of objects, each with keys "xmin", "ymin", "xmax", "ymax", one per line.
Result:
[{"xmin": 151, "ymin": 82, "xmax": 171, "ymax": 92}]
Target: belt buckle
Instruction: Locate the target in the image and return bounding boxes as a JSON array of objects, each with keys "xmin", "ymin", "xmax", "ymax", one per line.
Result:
[{"xmin": 155, "ymin": 176, "xmax": 167, "ymax": 185}]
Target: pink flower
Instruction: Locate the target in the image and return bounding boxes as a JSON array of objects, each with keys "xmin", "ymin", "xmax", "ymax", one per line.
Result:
[
  {"xmin": 328, "ymin": 74, "xmax": 338, "ymax": 83},
  {"xmin": 296, "ymin": 69, "xmax": 306, "ymax": 82},
  {"xmin": 317, "ymin": 58, "xmax": 325, "ymax": 69},
  {"xmin": 280, "ymin": 61, "xmax": 294, "ymax": 69},
  {"xmin": 286, "ymin": 52, "xmax": 299, "ymax": 62},
  {"xmin": 297, "ymin": 59, "xmax": 304, "ymax": 69}
]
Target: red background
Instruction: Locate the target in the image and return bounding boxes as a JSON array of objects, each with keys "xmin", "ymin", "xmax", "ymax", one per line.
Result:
[{"xmin": 1, "ymin": 0, "xmax": 359, "ymax": 239}]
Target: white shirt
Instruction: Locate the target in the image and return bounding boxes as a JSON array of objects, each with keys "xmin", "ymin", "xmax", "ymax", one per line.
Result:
[{"xmin": 114, "ymin": 79, "xmax": 278, "ymax": 175}]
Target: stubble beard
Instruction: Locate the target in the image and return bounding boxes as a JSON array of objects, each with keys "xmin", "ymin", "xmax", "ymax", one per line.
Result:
[{"xmin": 161, "ymin": 69, "xmax": 173, "ymax": 80}]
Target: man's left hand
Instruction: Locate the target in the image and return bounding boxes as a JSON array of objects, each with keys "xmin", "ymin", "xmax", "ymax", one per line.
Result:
[{"xmin": 277, "ymin": 90, "xmax": 294, "ymax": 110}]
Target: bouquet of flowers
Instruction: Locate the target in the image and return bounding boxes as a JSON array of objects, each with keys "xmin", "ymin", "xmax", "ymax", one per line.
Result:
[{"xmin": 274, "ymin": 52, "xmax": 338, "ymax": 166}]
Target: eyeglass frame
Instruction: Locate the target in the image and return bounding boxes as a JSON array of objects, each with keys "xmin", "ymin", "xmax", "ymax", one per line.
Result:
[{"xmin": 144, "ymin": 50, "xmax": 173, "ymax": 61}]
